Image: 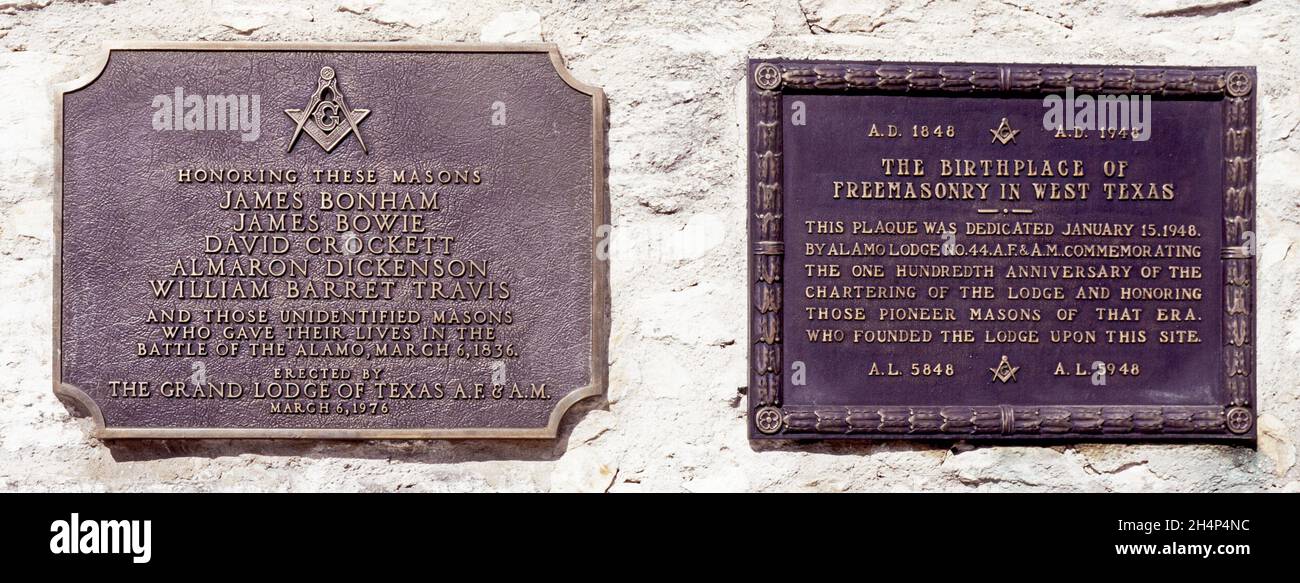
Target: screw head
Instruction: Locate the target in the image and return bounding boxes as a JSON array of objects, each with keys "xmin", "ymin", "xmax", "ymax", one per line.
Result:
[
  {"xmin": 1226, "ymin": 71, "xmax": 1252, "ymax": 97},
  {"xmin": 1225, "ymin": 406, "xmax": 1254, "ymax": 434},
  {"xmin": 754, "ymin": 63, "xmax": 782, "ymax": 90},
  {"xmin": 754, "ymin": 406, "xmax": 784, "ymax": 434}
]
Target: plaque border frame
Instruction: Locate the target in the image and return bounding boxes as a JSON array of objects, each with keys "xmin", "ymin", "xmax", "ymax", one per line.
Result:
[
  {"xmin": 52, "ymin": 42, "xmax": 609, "ymax": 440},
  {"xmin": 747, "ymin": 59, "xmax": 1257, "ymax": 442}
]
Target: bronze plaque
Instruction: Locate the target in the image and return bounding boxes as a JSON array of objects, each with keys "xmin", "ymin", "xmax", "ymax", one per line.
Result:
[
  {"xmin": 748, "ymin": 60, "xmax": 1256, "ymax": 441},
  {"xmin": 55, "ymin": 43, "xmax": 607, "ymax": 439}
]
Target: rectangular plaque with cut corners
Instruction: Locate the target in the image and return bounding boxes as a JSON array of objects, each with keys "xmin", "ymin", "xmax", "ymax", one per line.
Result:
[
  {"xmin": 748, "ymin": 59, "xmax": 1256, "ymax": 441},
  {"xmin": 55, "ymin": 43, "xmax": 607, "ymax": 439}
]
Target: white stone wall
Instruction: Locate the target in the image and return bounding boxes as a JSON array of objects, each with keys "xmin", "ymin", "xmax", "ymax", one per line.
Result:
[{"xmin": 1, "ymin": 0, "xmax": 1296, "ymax": 492}]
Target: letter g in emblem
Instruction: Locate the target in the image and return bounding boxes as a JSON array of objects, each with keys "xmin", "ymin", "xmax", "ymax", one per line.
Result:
[{"xmin": 314, "ymin": 100, "xmax": 341, "ymax": 131}]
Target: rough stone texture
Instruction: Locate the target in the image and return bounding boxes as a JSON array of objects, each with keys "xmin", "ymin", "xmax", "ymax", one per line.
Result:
[{"xmin": 1, "ymin": 0, "xmax": 1297, "ymax": 492}]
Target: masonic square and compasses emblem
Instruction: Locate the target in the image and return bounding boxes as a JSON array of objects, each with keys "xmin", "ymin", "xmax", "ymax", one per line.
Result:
[
  {"xmin": 989, "ymin": 355, "xmax": 1020, "ymax": 383},
  {"xmin": 285, "ymin": 66, "xmax": 370, "ymax": 154}
]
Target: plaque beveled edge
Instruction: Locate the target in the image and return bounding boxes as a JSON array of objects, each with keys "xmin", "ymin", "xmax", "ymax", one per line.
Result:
[
  {"xmin": 52, "ymin": 41, "xmax": 609, "ymax": 440},
  {"xmin": 746, "ymin": 59, "xmax": 1257, "ymax": 443}
]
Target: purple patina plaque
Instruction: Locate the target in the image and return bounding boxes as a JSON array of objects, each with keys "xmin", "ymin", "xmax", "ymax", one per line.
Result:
[
  {"xmin": 55, "ymin": 43, "xmax": 607, "ymax": 439},
  {"xmin": 748, "ymin": 60, "xmax": 1256, "ymax": 441}
]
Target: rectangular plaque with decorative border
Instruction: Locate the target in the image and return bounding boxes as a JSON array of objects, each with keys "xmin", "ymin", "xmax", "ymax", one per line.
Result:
[
  {"xmin": 747, "ymin": 59, "xmax": 1256, "ymax": 441},
  {"xmin": 54, "ymin": 42, "xmax": 607, "ymax": 439}
]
